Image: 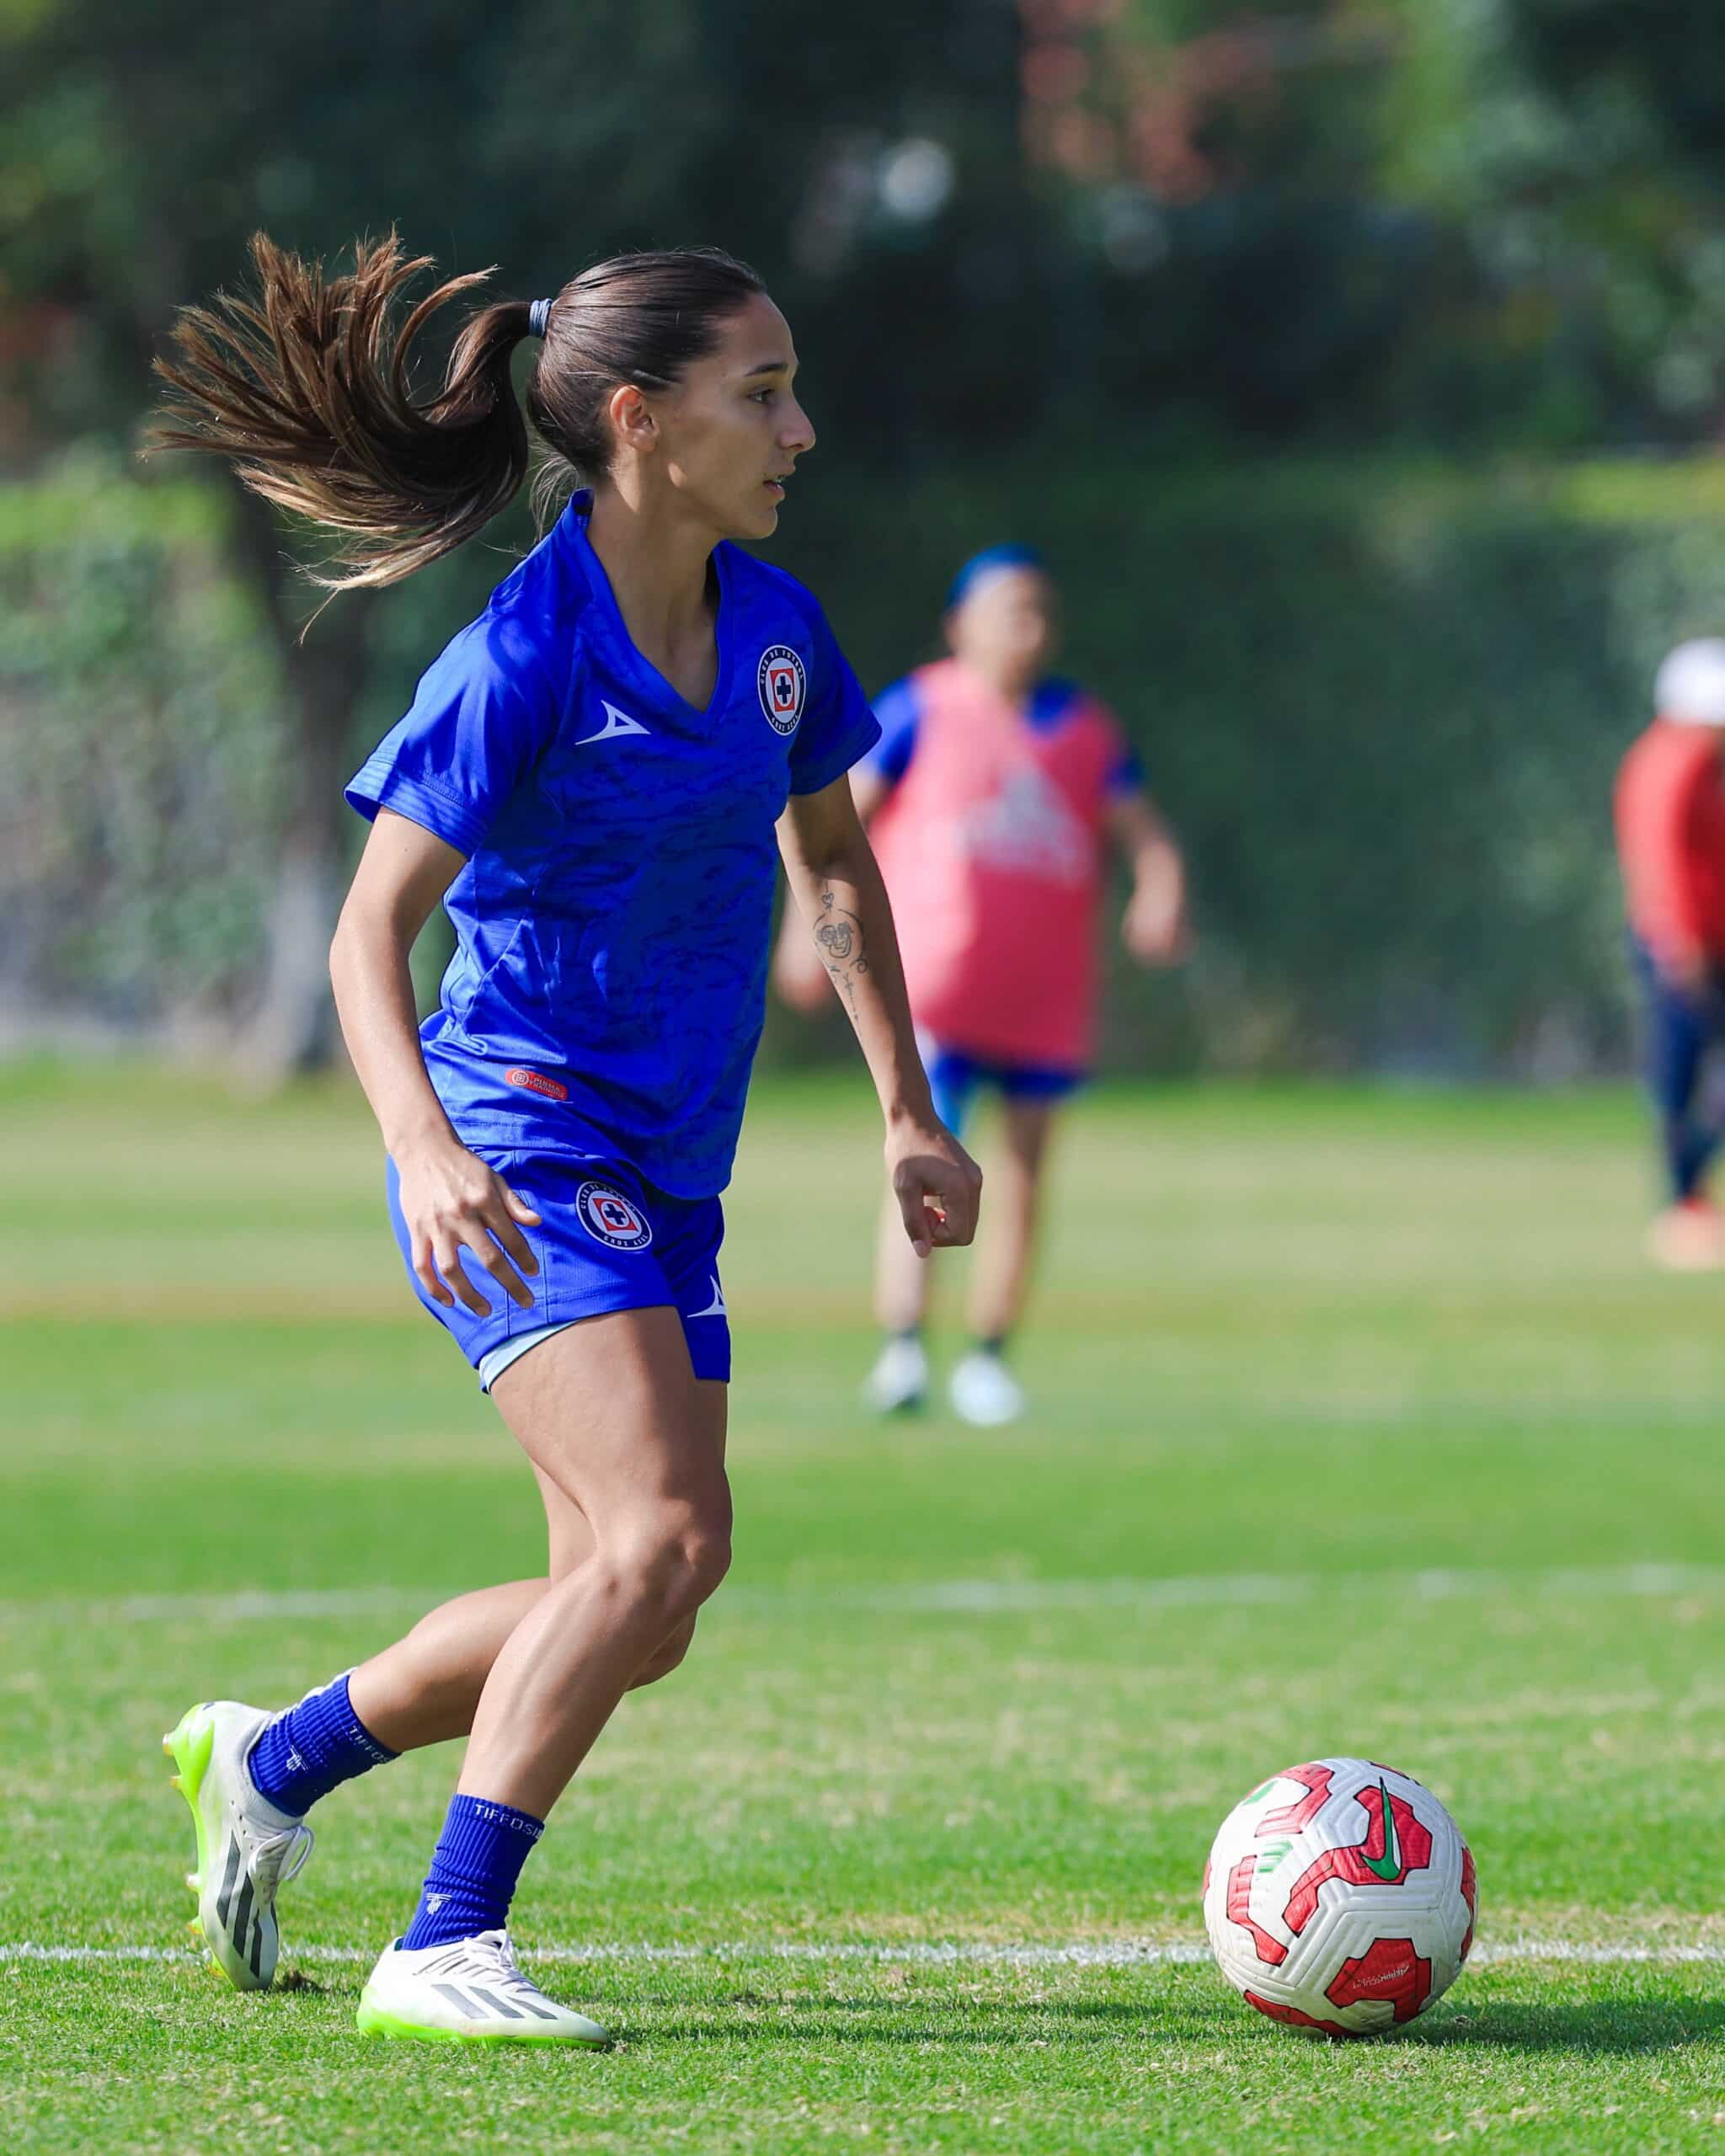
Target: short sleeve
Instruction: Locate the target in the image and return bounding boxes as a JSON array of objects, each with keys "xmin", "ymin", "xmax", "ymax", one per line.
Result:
[
  {"xmin": 1093, "ymin": 700, "xmax": 1146, "ymax": 798},
  {"xmin": 344, "ymin": 615, "xmax": 561, "ymax": 856},
  {"xmin": 861, "ymin": 676, "xmax": 922, "ymax": 787},
  {"xmin": 1108, "ymin": 743, "xmax": 1146, "ymax": 798},
  {"xmin": 787, "ymin": 611, "xmax": 883, "ymax": 797}
]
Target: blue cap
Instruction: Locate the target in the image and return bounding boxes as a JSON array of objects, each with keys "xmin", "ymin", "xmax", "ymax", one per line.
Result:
[{"xmin": 945, "ymin": 544, "xmax": 1046, "ymax": 612}]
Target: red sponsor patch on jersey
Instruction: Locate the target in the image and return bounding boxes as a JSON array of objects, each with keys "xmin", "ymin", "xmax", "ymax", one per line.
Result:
[{"xmin": 505, "ymin": 1067, "xmax": 569, "ymax": 1102}]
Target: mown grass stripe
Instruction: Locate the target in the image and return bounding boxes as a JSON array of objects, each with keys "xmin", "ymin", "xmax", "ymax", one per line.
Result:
[
  {"xmin": 6, "ymin": 1561, "xmax": 1725, "ymax": 1627},
  {"xmin": 8, "ymin": 1939, "xmax": 1725, "ymax": 1967}
]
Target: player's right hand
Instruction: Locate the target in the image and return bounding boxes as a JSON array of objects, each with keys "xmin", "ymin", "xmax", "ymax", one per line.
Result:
[{"xmin": 396, "ymin": 1139, "xmax": 542, "ymax": 1315}]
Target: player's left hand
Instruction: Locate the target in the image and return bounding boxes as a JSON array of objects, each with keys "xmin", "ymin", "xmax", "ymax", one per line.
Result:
[
  {"xmin": 1123, "ymin": 883, "xmax": 1189, "ymax": 964},
  {"xmin": 885, "ymin": 1116, "xmax": 982, "ymax": 1258}
]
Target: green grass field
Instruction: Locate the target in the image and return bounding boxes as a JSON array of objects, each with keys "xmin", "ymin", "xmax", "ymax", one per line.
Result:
[{"xmin": 5, "ymin": 1063, "xmax": 1725, "ymax": 2153}]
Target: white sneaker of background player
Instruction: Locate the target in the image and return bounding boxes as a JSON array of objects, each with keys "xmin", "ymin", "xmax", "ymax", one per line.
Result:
[
  {"xmin": 356, "ymin": 1929, "xmax": 608, "ymax": 2044},
  {"xmin": 863, "ymin": 1334, "xmax": 929, "ymax": 1413},
  {"xmin": 948, "ymin": 1350, "xmax": 1026, "ymax": 1428}
]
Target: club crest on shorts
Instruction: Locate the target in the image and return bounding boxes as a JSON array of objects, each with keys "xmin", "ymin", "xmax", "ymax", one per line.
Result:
[
  {"xmin": 757, "ymin": 645, "xmax": 806, "ymax": 734},
  {"xmin": 574, "ymin": 1181, "xmax": 653, "ymax": 1250}
]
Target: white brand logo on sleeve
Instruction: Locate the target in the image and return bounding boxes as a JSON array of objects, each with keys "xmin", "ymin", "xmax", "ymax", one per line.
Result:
[
  {"xmin": 689, "ymin": 1274, "xmax": 728, "ymax": 1318},
  {"xmin": 574, "ymin": 1181, "xmax": 653, "ymax": 1250},
  {"xmin": 574, "ymin": 701, "xmax": 653, "ymax": 745},
  {"xmin": 756, "ymin": 647, "xmax": 806, "ymax": 734}
]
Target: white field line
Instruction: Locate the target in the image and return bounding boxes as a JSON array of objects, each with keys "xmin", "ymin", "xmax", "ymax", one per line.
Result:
[
  {"xmin": 4, "ymin": 1938, "xmax": 1725, "ymax": 1970},
  {"xmin": 5, "ymin": 1561, "xmax": 1725, "ymax": 1628}
]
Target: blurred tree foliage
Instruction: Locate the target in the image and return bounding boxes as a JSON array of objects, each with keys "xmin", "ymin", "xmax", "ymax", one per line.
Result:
[
  {"xmin": 1017, "ymin": 0, "xmax": 1725, "ymax": 448},
  {"xmin": 0, "ymin": 0, "xmax": 1039, "ymax": 1067},
  {"xmin": 5, "ymin": 0, "xmax": 1725, "ymax": 1070}
]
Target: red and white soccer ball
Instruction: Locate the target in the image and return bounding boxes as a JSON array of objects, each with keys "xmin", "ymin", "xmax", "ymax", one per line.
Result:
[{"xmin": 1201, "ymin": 1757, "xmax": 1476, "ymax": 2037}]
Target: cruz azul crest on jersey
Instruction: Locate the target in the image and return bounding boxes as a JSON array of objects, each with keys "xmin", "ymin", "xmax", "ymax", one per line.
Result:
[
  {"xmin": 757, "ymin": 645, "xmax": 807, "ymax": 735},
  {"xmin": 574, "ymin": 1181, "xmax": 653, "ymax": 1251}
]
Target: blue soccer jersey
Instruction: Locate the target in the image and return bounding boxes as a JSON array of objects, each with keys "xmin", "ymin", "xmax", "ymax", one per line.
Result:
[{"xmin": 345, "ymin": 493, "xmax": 880, "ymax": 1196}]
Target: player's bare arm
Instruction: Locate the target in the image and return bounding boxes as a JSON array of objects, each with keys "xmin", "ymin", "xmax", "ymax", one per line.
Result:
[
  {"xmin": 777, "ymin": 776, "xmax": 982, "ymax": 1257},
  {"xmin": 772, "ymin": 763, "xmax": 889, "ymax": 1011},
  {"xmin": 330, "ymin": 808, "xmax": 540, "ymax": 1316},
  {"xmin": 1108, "ymin": 787, "xmax": 1189, "ymax": 964}
]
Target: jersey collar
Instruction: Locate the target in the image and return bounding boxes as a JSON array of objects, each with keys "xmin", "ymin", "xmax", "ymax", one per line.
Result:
[{"xmin": 554, "ymin": 492, "xmax": 736, "ymax": 727}]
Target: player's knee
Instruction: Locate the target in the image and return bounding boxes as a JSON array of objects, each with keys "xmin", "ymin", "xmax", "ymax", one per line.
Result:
[
  {"xmin": 606, "ymin": 1502, "xmax": 732, "ymax": 1629},
  {"xmin": 665, "ymin": 1510, "xmax": 732, "ymax": 1615}
]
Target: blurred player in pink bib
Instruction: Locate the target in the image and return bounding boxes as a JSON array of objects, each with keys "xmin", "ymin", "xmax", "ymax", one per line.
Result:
[{"xmin": 776, "ymin": 545, "xmax": 1187, "ymax": 1422}]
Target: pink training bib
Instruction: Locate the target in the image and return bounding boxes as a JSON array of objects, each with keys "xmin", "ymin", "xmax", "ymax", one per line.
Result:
[{"xmin": 868, "ymin": 659, "xmax": 1128, "ymax": 1067}]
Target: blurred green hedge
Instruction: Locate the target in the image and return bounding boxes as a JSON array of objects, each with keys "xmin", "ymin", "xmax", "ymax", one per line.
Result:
[
  {"xmin": 0, "ymin": 454, "xmax": 288, "ymax": 1037},
  {"xmin": 9, "ymin": 448, "xmax": 1725, "ymax": 1072}
]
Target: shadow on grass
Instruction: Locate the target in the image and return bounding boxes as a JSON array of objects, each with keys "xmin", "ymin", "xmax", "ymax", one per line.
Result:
[
  {"xmin": 236, "ymin": 1977, "xmax": 1725, "ymax": 2057},
  {"xmin": 637, "ymin": 1993, "xmax": 1725, "ymax": 2055},
  {"xmin": 1412, "ymin": 2000, "xmax": 1725, "ymax": 2055}
]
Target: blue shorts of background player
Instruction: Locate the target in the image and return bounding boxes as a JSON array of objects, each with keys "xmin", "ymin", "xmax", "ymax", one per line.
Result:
[
  {"xmin": 386, "ymin": 1134, "xmax": 730, "ymax": 1390},
  {"xmin": 919, "ymin": 1033, "xmax": 1084, "ymax": 1140}
]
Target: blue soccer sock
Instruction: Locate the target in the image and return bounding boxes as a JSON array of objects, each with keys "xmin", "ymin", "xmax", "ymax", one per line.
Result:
[
  {"xmin": 400, "ymin": 1794, "xmax": 546, "ymax": 1951},
  {"xmin": 246, "ymin": 1671, "xmax": 397, "ymax": 1817}
]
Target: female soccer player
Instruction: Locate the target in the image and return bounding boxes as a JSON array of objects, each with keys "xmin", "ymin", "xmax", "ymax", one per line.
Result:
[
  {"xmin": 775, "ymin": 546, "xmax": 1185, "ymax": 1424},
  {"xmin": 151, "ymin": 235, "xmax": 980, "ymax": 2044}
]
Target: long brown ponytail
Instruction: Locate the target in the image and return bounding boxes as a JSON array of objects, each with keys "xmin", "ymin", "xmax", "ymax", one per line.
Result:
[{"xmin": 147, "ymin": 232, "xmax": 766, "ymax": 597}]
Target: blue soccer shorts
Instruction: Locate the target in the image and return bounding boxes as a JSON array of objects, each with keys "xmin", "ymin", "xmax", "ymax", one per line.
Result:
[
  {"xmin": 918, "ymin": 1033, "xmax": 1085, "ymax": 1140},
  {"xmin": 386, "ymin": 1141, "xmax": 729, "ymax": 1389}
]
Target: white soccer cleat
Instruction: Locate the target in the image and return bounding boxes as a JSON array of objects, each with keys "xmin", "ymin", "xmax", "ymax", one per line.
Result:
[
  {"xmin": 948, "ymin": 1350, "xmax": 1026, "ymax": 1428},
  {"xmin": 356, "ymin": 1929, "xmax": 609, "ymax": 2045},
  {"xmin": 163, "ymin": 1700, "xmax": 314, "ymax": 1992},
  {"xmin": 863, "ymin": 1334, "xmax": 929, "ymax": 1413}
]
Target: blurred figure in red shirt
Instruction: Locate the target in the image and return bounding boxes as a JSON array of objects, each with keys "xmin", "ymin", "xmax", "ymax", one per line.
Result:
[
  {"xmin": 1615, "ymin": 638, "xmax": 1725, "ymax": 1269},
  {"xmin": 775, "ymin": 547, "xmax": 1187, "ymax": 1422}
]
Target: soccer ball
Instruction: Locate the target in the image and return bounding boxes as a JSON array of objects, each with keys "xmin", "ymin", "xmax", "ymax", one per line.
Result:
[{"xmin": 1201, "ymin": 1757, "xmax": 1476, "ymax": 2037}]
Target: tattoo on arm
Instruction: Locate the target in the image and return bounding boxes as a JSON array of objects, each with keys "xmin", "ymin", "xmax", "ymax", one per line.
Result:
[{"xmin": 813, "ymin": 885, "xmax": 869, "ymax": 1018}]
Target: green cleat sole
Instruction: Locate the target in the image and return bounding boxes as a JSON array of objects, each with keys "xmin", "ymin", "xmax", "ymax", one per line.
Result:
[
  {"xmin": 163, "ymin": 1705, "xmax": 248, "ymax": 1988},
  {"xmin": 355, "ymin": 1995, "xmax": 608, "ymax": 2047},
  {"xmin": 163, "ymin": 1706, "xmax": 216, "ymax": 1901}
]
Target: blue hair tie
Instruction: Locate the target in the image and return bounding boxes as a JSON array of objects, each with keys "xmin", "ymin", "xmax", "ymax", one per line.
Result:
[
  {"xmin": 528, "ymin": 297, "xmax": 553, "ymax": 339},
  {"xmin": 946, "ymin": 543, "xmax": 1045, "ymax": 611}
]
